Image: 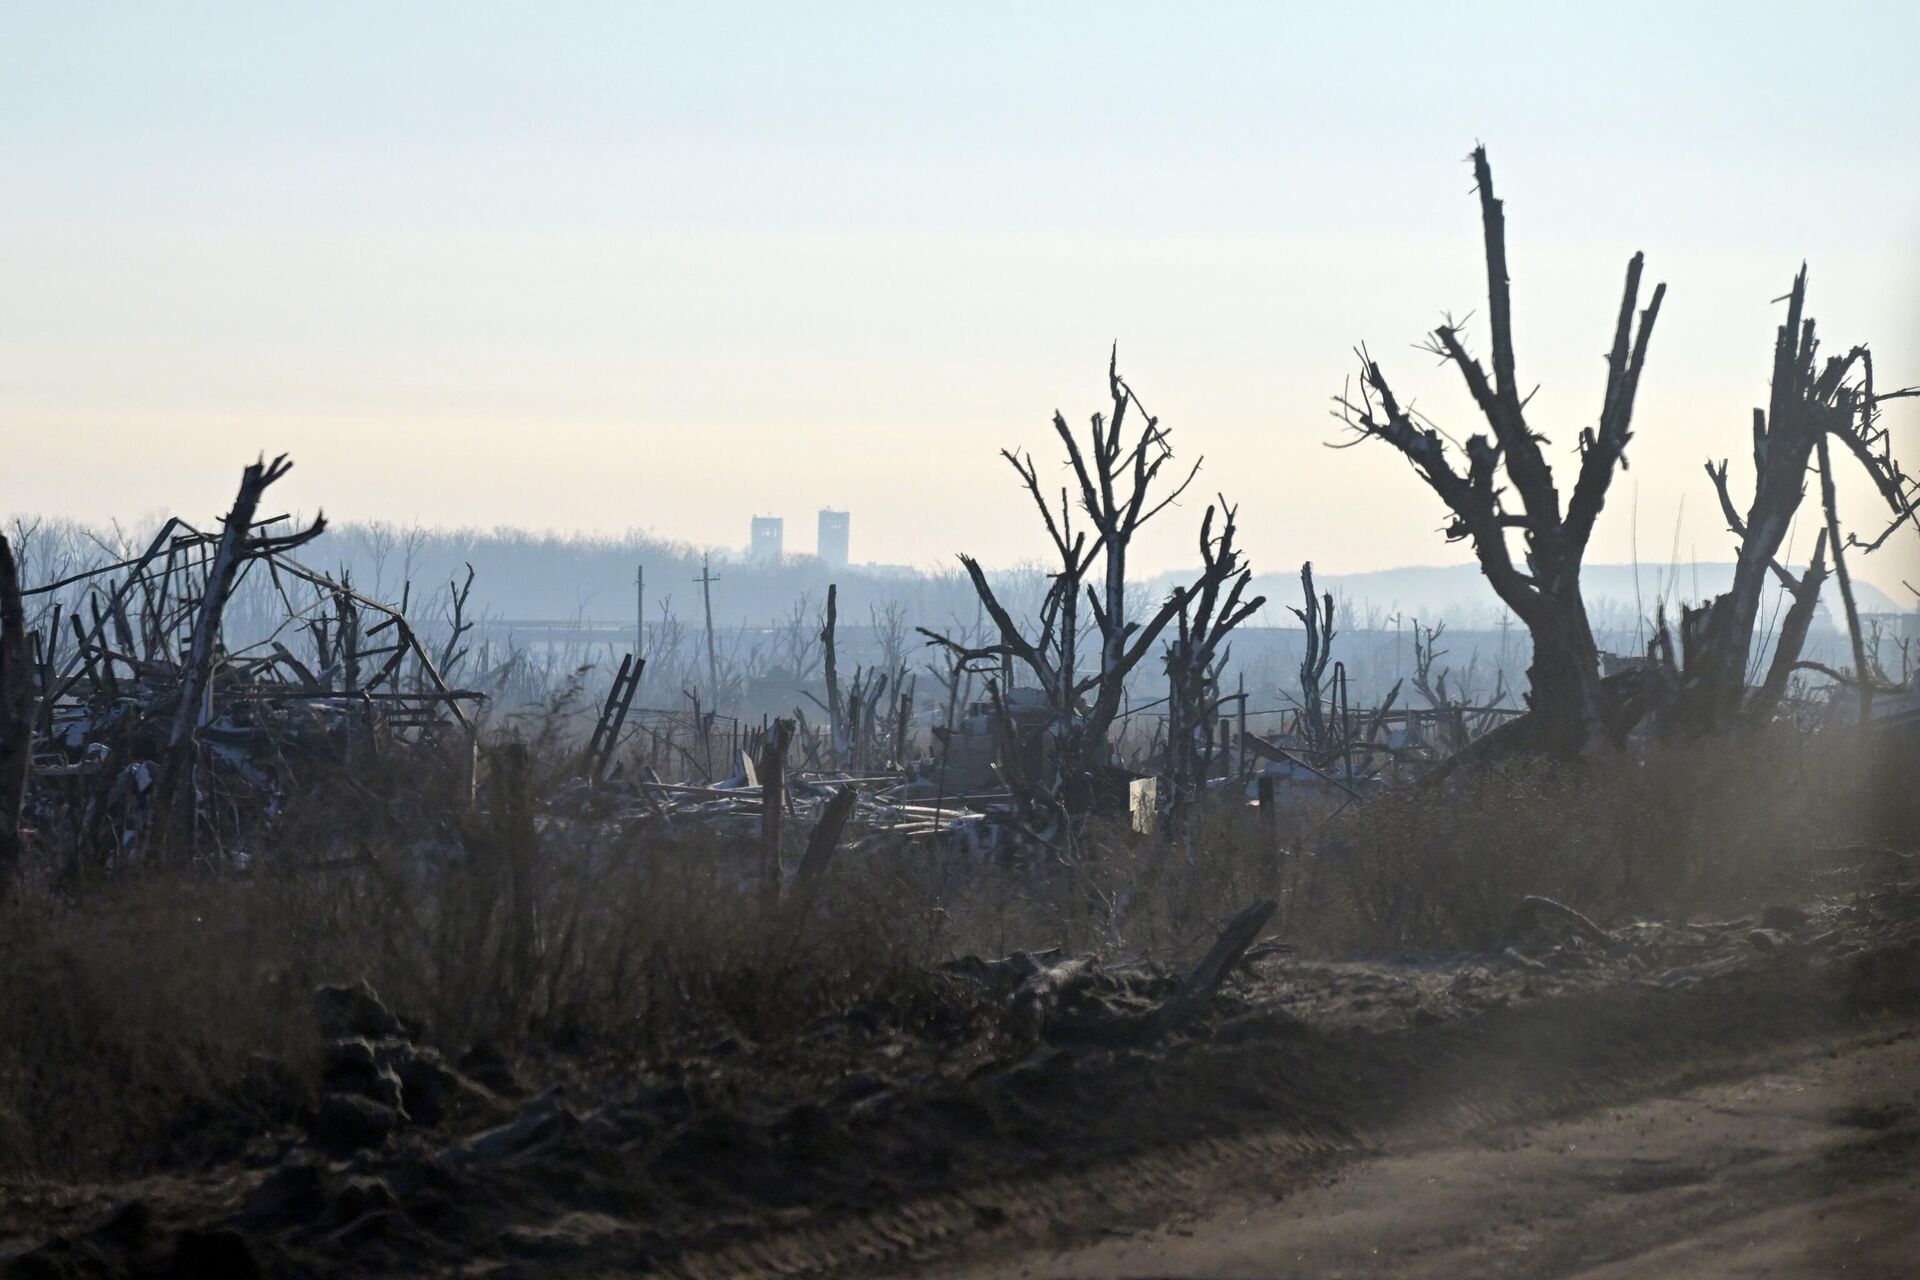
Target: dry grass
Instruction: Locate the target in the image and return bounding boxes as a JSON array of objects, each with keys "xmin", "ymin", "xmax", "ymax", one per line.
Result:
[
  {"xmin": 1324, "ymin": 724, "xmax": 1907, "ymax": 952},
  {"xmin": 0, "ymin": 720, "xmax": 1910, "ymax": 1180}
]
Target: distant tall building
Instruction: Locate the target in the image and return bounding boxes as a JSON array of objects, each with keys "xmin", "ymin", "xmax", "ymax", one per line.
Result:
[
  {"xmin": 750, "ymin": 515, "xmax": 784, "ymax": 564},
  {"xmin": 818, "ymin": 508, "xmax": 850, "ymax": 569}
]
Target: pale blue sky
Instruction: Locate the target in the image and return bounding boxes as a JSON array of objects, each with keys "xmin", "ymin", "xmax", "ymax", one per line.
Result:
[{"xmin": 3, "ymin": 2, "xmax": 1916, "ymax": 593}]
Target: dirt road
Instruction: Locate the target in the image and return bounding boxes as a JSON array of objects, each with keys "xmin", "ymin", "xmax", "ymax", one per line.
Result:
[{"xmin": 958, "ymin": 1031, "xmax": 1920, "ymax": 1280}]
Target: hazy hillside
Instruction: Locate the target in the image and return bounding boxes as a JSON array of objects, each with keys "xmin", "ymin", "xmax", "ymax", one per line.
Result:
[
  {"xmin": 11, "ymin": 515, "xmax": 1905, "ymax": 635},
  {"xmin": 1161, "ymin": 562, "xmax": 1908, "ymax": 632}
]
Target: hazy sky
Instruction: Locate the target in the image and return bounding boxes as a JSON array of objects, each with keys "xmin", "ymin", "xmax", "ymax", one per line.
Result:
[{"xmin": 4, "ymin": 2, "xmax": 1917, "ymax": 598}]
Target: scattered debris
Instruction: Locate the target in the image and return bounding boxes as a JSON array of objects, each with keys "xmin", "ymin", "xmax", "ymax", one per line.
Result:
[{"xmin": 10, "ymin": 461, "xmax": 481, "ymax": 872}]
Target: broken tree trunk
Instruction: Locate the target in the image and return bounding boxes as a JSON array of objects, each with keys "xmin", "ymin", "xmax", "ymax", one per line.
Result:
[
  {"xmin": 151, "ymin": 455, "xmax": 322, "ymax": 862},
  {"xmin": 820, "ymin": 584, "xmax": 842, "ymax": 769},
  {"xmin": 1669, "ymin": 267, "xmax": 1914, "ymax": 732},
  {"xmin": 1048, "ymin": 899, "xmax": 1279, "ymax": 1046},
  {"xmin": 1292, "ymin": 561, "xmax": 1335, "ymax": 750},
  {"xmin": 893, "ymin": 686, "xmax": 912, "ymax": 768},
  {"xmin": 489, "ymin": 741, "xmax": 539, "ymax": 1016},
  {"xmin": 1817, "ymin": 431, "xmax": 1875, "ymax": 722},
  {"xmin": 794, "ymin": 784, "xmax": 858, "ymax": 891},
  {"xmin": 0, "ymin": 536, "xmax": 31, "ymax": 896},
  {"xmin": 758, "ymin": 717, "xmax": 794, "ymax": 899},
  {"xmin": 1512, "ymin": 894, "xmax": 1616, "ymax": 951},
  {"xmin": 1749, "ymin": 530, "xmax": 1830, "ymax": 718}
]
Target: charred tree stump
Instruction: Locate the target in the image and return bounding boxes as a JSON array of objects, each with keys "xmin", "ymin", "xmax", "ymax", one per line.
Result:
[
  {"xmin": 794, "ymin": 784, "xmax": 858, "ymax": 891},
  {"xmin": 0, "ymin": 536, "xmax": 31, "ymax": 896},
  {"xmin": 820, "ymin": 584, "xmax": 843, "ymax": 769},
  {"xmin": 489, "ymin": 741, "xmax": 539, "ymax": 1015},
  {"xmin": 758, "ymin": 717, "xmax": 794, "ymax": 899}
]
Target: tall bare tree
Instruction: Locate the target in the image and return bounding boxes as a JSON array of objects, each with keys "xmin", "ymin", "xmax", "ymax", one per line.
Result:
[
  {"xmin": 1673, "ymin": 267, "xmax": 1916, "ymax": 728},
  {"xmin": 924, "ymin": 352, "xmax": 1253, "ymax": 807},
  {"xmin": 1340, "ymin": 147, "xmax": 1665, "ymax": 757}
]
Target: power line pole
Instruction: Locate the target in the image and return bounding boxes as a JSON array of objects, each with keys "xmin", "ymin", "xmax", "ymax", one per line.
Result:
[
  {"xmin": 695, "ymin": 555, "xmax": 721, "ymax": 709},
  {"xmin": 634, "ymin": 564, "xmax": 645, "ymax": 663}
]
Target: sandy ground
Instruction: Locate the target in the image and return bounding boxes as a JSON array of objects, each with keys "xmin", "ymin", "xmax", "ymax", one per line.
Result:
[{"xmin": 957, "ymin": 1030, "xmax": 1920, "ymax": 1280}]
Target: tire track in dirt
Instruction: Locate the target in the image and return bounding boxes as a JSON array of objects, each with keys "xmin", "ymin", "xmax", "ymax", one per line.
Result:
[
  {"xmin": 661, "ymin": 945, "xmax": 1920, "ymax": 1279},
  {"xmin": 975, "ymin": 1030, "xmax": 1920, "ymax": 1279}
]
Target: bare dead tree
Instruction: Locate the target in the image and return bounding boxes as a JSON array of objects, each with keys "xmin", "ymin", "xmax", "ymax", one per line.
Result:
[
  {"xmin": 840, "ymin": 665, "xmax": 889, "ymax": 772},
  {"xmin": 1338, "ymin": 146, "xmax": 1665, "ymax": 757},
  {"xmin": 1408, "ymin": 619, "xmax": 1487, "ymax": 754},
  {"xmin": 1290, "ymin": 562, "xmax": 1336, "ymax": 751},
  {"xmin": 436, "ymin": 563, "xmax": 477, "ymax": 681},
  {"xmin": 771, "ymin": 592, "xmax": 822, "ymax": 681},
  {"xmin": 1672, "ymin": 267, "xmax": 1918, "ymax": 728},
  {"xmin": 149, "ymin": 455, "xmax": 326, "ymax": 861},
  {"xmin": 1163, "ymin": 501, "xmax": 1264, "ymax": 815},
  {"xmin": 872, "ymin": 600, "xmax": 910, "ymax": 687},
  {"xmin": 924, "ymin": 605, "xmax": 985, "ymax": 815},
  {"xmin": 1409, "ymin": 620, "xmax": 1448, "ymax": 709},
  {"xmin": 922, "ymin": 353, "xmax": 1252, "ymax": 811}
]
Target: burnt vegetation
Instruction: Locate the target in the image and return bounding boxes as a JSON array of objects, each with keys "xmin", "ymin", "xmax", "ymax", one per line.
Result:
[{"xmin": 0, "ymin": 147, "xmax": 1916, "ymax": 1276}]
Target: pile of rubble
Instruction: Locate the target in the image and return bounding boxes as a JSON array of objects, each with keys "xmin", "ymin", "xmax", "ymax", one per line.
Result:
[
  {"xmin": 7, "ymin": 459, "xmax": 481, "ymax": 869},
  {"xmin": 549, "ymin": 761, "xmax": 1031, "ymax": 859}
]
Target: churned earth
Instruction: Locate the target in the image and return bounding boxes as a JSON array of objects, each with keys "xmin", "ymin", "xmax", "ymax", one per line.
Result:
[{"xmin": 3, "ymin": 875, "xmax": 1918, "ymax": 1279}]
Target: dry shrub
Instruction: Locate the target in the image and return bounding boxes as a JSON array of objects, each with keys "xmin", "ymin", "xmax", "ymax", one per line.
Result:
[
  {"xmin": 1324, "ymin": 723, "xmax": 1900, "ymax": 953},
  {"xmin": 920, "ymin": 798, "xmax": 1327, "ymax": 971},
  {"xmin": 0, "ymin": 879, "xmax": 321, "ymax": 1176}
]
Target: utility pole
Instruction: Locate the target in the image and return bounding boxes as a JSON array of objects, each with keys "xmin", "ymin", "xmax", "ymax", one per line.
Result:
[
  {"xmin": 634, "ymin": 564, "xmax": 645, "ymax": 663},
  {"xmin": 696, "ymin": 554, "xmax": 721, "ymax": 710}
]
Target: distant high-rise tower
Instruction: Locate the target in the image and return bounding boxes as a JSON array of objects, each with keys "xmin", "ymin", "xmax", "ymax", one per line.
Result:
[
  {"xmin": 750, "ymin": 515, "xmax": 784, "ymax": 564},
  {"xmin": 818, "ymin": 508, "xmax": 850, "ymax": 569}
]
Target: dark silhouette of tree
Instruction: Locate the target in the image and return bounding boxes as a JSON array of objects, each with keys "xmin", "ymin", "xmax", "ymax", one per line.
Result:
[
  {"xmin": 1672, "ymin": 267, "xmax": 1917, "ymax": 729},
  {"xmin": 924, "ymin": 352, "xmax": 1257, "ymax": 812},
  {"xmin": 1339, "ymin": 146, "xmax": 1664, "ymax": 757},
  {"xmin": 1163, "ymin": 501, "xmax": 1264, "ymax": 815}
]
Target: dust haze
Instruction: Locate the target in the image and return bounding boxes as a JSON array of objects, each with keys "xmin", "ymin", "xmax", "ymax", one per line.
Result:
[{"xmin": 2, "ymin": 6, "xmax": 1918, "ymax": 1279}]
